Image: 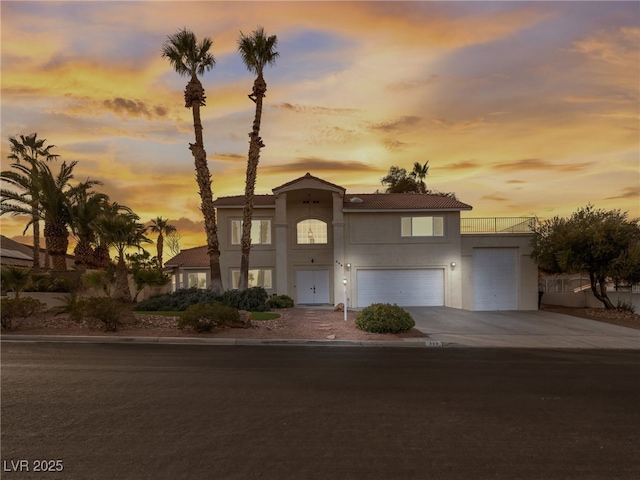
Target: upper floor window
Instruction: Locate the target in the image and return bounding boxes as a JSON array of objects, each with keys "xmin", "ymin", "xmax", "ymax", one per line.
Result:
[
  {"xmin": 231, "ymin": 219, "xmax": 272, "ymax": 245},
  {"xmin": 297, "ymin": 219, "xmax": 328, "ymax": 244},
  {"xmin": 401, "ymin": 216, "xmax": 444, "ymax": 237},
  {"xmin": 231, "ymin": 269, "xmax": 273, "ymax": 289}
]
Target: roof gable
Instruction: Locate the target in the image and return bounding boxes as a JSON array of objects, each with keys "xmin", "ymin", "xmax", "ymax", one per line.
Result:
[
  {"xmin": 272, "ymin": 173, "xmax": 345, "ymax": 194},
  {"xmin": 164, "ymin": 246, "xmax": 209, "ymax": 267}
]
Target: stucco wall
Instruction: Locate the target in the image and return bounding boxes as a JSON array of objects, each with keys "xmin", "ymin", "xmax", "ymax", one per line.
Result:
[
  {"xmin": 543, "ymin": 291, "xmax": 639, "ymax": 310},
  {"xmin": 461, "ymin": 234, "xmax": 538, "ymax": 310}
]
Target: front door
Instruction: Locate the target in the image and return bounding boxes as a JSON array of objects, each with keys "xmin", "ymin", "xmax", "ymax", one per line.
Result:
[{"xmin": 296, "ymin": 270, "xmax": 330, "ymax": 304}]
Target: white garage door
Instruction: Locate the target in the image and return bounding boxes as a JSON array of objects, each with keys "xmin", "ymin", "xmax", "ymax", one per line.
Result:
[
  {"xmin": 473, "ymin": 248, "xmax": 518, "ymax": 311},
  {"xmin": 357, "ymin": 269, "xmax": 444, "ymax": 307}
]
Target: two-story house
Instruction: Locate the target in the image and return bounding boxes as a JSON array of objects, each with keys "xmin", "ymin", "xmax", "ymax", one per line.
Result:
[{"xmin": 165, "ymin": 173, "xmax": 538, "ymax": 311}]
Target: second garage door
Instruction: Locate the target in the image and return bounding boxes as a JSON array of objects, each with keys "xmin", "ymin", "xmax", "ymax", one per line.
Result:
[{"xmin": 357, "ymin": 269, "xmax": 444, "ymax": 307}]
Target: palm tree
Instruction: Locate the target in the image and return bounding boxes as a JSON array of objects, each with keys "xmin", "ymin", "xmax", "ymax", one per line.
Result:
[
  {"xmin": 237, "ymin": 26, "xmax": 279, "ymax": 290},
  {"xmin": 94, "ymin": 206, "xmax": 151, "ymax": 302},
  {"xmin": 148, "ymin": 217, "xmax": 176, "ymax": 270},
  {"xmin": 410, "ymin": 161, "xmax": 429, "ymax": 194},
  {"xmin": 162, "ymin": 28, "xmax": 223, "ymax": 295},
  {"xmin": 36, "ymin": 161, "xmax": 77, "ymax": 271},
  {"xmin": 1, "ymin": 133, "xmax": 59, "ymax": 268},
  {"xmin": 69, "ymin": 184, "xmax": 109, "ymax": 271}
]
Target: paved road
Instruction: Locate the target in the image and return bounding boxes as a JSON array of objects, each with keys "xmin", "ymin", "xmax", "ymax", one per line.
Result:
[
  {"xmin": 408, "ymin": 307, "xmax": 640, "ymax": 348},
  {"xmin": 2, "ymin": 343, "xmax": 639, "ymax": 480}
]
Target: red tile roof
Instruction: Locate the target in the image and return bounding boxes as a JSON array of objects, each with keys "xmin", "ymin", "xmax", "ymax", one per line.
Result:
[
  {"xmin": 164, "ymin": 246, "xmax": 209, "ymax": 267},
  {"xmin": 272, "ymin": 172, "xmax": 346, "ymax": 193},
  {"xmin": 213, "ymin": 195, "xmax": 275, "ymax": 207},
  {"xmin": 343, "ymin": 193, "xmax": 472, "ymax": 211},
  {"xmin": 212, "ymin": 193, "xmax": 472, "ymax": 211}
]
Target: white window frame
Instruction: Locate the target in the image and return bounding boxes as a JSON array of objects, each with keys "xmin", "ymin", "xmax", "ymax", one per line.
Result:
[
  {"xmin": 231, "ymin": 269, "xmax": 273, "ymax": 289},
  {"xmin": 185, "ymin": 271, "xmax": 208, "ymax": 289},
  {"xmin": 401, "ymin": 216, "xmax": 444, "ymax": 237},
  {"xmin": 296, "ymin": 219, "xmax": 328, "ymax": 245},
  {"xmin": 231, "ymin": 219, "xmax": 272, "ymax": 245}
]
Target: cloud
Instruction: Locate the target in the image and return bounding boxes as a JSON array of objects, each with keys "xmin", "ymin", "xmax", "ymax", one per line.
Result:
[
  {"xmin": 443, "ymin": 160, "xmax": 481, "ymax": 171},
  {"xmin": 381, "ymin": 139, "xmax": 408, "ymax": 151},
  {"xmin": 506, "ymin": 180, "xmax": 526, "ymax": 184},
  {"xmin": 606, "ymin": 186, "xmax": 640, "ymax": 201},
  {"xmin": 262, "ymin": 157, "xmax": 378, "ymax": 174},
  {"xmin": 481, "ymin": 194, "xmax": 509, "ymax": 202},
  {"xmin": 102, "ymin": 98, "xmax": 168, "ymax": 119},
  {"xmin": 370, "ymin": 116, "xmax": 421, "ymax": 132},
  {"xmin": 492, "ymin": 158, "xmax": 595, "ymax": 173},
  {"xmin": 432, "ymin": 117, "xmax": 485, "ymax": 131},
  {"xmin": 273, "ymin": 103, "xmax": 358, "ymax": 116},
  {"xmin": 563, "ymin": 95, "xmax": 632, "ymax": 105},
  {"xmin": 308, "ymin": 126, "xmax": 362, "ymax": 146},
  {"xmin": 212, "ymin": 152, "xmax": 244, "ymax": 162}
]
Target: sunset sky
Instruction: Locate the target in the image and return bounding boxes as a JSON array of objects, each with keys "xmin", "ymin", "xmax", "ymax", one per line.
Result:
[{"xmin": 1, "ymin": 1, "xmax": 638, "ymax": 251}]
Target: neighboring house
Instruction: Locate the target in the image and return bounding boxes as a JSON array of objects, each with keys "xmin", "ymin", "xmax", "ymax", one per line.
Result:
[
  {"xmin": 164, "ymin": 173, "xmax": 539, "ymax": 311},
  {"xmin": 0, "ymin": 235, "xmax": 75, "ymax": 270}
]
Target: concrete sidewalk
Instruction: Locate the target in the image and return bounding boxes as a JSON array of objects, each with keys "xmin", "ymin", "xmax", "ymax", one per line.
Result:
[{"xmin": 407, "ymin": 307, "xmax": 640, "ymax": 349}]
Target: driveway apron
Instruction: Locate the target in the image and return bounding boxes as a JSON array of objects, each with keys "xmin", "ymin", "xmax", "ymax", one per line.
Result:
[{"xmin": 406, "ymin": 307, "xmax": 640, "ymax": 349}]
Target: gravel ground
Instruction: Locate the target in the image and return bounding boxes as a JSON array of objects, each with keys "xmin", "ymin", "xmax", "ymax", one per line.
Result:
[{"xmin": 1, "ymin": 308, "xmax": 428, "ymax": 342}]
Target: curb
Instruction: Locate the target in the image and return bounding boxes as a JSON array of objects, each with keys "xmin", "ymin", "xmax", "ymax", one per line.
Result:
[{"xmin": 0, "ymin": 335, "xmax": 444, "ymax": 348}]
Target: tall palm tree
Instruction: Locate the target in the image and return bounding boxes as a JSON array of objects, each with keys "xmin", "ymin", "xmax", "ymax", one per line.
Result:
[
  {"xmin": 237, "ymin": 26, "xmax": 279, "ymax": 290},
  {"xmin": 1, "ymin": 133, "xmax": 59, "ymax": 268},
  {"xmin": 36, "ymin": 160, "xmax": 78, "ymax": 271},
  {"xmin": 162, "ymin": 28, "xmax": 223, "ymax": 295},
  {"xmin": 94, "ymin": 206, "xmax": 151, "ymax": 302},
  {"xmin": 410, "ymin": 161, "xmax": 429, "ymax": 194},
  {"xmin": 69, "ymin": 183, "xmax": 109, "ymax": 271},
  {"xmin": 148, "ymin": 216, "xmax": 176, "ymax": 270}
]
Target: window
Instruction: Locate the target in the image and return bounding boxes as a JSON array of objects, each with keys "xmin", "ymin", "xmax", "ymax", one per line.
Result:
[
  {"xmin": 186, "ymin": 272, "xmax": 207, "ymax": 289},
  {"xmin": 231, "ymin": 269, "xmax": 273, "ymax": 289},
  {"xmin": 401, "ymin": 216, "xmax": 444, "ymax": 237},
  {"xmin": 231, "ymin": 219, "xmax": 272, "ymax": 245},
  {"xmin": 297, "ymin": 219, "xmax": 328, "ymax": 244}
]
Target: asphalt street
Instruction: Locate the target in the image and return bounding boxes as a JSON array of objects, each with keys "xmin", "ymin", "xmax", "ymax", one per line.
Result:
[{"xmin": 1, "ymin": 343, "xmax": 639, "ymax": 480}]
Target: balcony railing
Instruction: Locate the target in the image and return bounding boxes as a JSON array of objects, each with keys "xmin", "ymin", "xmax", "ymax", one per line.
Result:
[{"xmin": 461, "ymin": 217, "xmax": 535, "ymax": 234}]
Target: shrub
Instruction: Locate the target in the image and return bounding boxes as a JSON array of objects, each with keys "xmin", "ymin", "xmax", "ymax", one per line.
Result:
[
  {"xmin": 267, "ymin": 294, "xmax": 294, "ymax": 309},
  {"xmin": 355, "ymin": 303, "xmax": 415, "ymax": 334},
  {"xmin": 133, "ymin": 287, "xmax": 218, "ymax": 312},
  {"xmin": 53, "ymin": 292, "xmax": 86, "ymax": 322},
  {"xmin": 616, "ymin": 298, "xmax": 636, "ymax": 314},
  {"xmin": 179, "ymin": 302, "xmax": 240, "ymax": 332},
  {"xmin": 82, "ymin": 297, "xmax": 134, "ymax": 332},
  {"xmin": 219, "ymin": 287, "xmax": 269, "ymax": 312},
  {"xmin": 1, "ymin": 297, "xmax": 47, "ymax": 330}
]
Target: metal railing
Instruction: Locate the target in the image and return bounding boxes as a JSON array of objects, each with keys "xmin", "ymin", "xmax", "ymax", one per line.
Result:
[{"xmin": 460, "ymin": 217, "xmax": 535, "ymax": 234}]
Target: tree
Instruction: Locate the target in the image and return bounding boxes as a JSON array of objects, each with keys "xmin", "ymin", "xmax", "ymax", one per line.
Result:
[
  {"xmin": 381, "ymin": 166, "xmax": 419, "ymax": 193},
  {"xmin": 149, "ymin": 217, "xmax": 176, "ymax": 270},
  {"xmin": 93, "ymin": 205, "xmax": 152, "ymax": 302},
  {"xmin": 1, "ymin": 133, "xmax": 59, "ymax": 269},
  {"xmin": 69, "ymin": 182, "xmax": 109, "ymax": 271},
  {"xmin": 410, "ymin": 161, "xmax": 429, "ymax": 194},
  {"xmin": 162, "ymin": 28, "xmax": 223, "ymax": 294},
  {"xmin": 237, "ymin": 26, "xmax": 279, "ymax": 291},
  {"xmin": 531, "ymin": 205, "xmax": 640, "ymax": 309}
]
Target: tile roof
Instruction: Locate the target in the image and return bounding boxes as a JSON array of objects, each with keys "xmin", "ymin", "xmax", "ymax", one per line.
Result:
[
  {"xmin": 272, "ymin": 172, "xmax": 346, "ymax": 193},
  {"xmin": 213, "ymin": 195, "xmax": 275, "ymax": 207},
  {"xmin": 164, "ymin": 246, "xmax": 210, "ymax": 267},
  {"xmin": 343, "ymin": 193, "xmax": 472, "ymax": 211}
]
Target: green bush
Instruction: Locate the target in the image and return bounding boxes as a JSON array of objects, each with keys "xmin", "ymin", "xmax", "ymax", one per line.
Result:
[
  {"xmin": 355, "ymin": 303, "xmax": 415, "ymax": 334},
  {"xmin": 179, "ymin": 302, "xmax": 240, "ymax": 332},
  {"xmin": 133, "ymin": 287, "xmax": 218, "ymax": 311},
  {"xmin": 267, "ymin": 294, "xmax": 294, "ymax": 309},
  {"xmin": 220, "ymin": 287, "xmax": 269, "ymax": 312},
  {"xmin": 1, "ymin": 297, "xmax": 47, "ymax": 330},
  {"xmin": 82, "ymin": 297, "xmax": 134, "ymax": 332}
]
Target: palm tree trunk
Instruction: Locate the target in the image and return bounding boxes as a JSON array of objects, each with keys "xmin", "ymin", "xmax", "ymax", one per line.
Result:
[
  {"xmin": 239, "ymin": 74, "xmax": 267, "ymax": 291},
  {"xmin": 114, "ymin": 255, "xmax": 132, "ymax": 302},
  {"xmin": 44, "ymin": 221, "xmax": 69, "ymax": 271},
  {"xmin": 186, "ymin": 75, "xmax": 223, "ymax": 295},
  {"xmin": 157, "ymin": 234, "xmax": 164, "ymax": 270},
  {"xmin": 31, "ymin": 215, "xmax": 41, "ymax": 269}
]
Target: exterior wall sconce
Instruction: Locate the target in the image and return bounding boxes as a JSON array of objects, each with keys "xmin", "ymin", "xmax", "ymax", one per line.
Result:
[
  {"xmin": 346, "ymin": 263, "xmax": 351, "ymax": 270},
  {"xmin": 450, "ymin": 262, "xmax": 456, "ymax": 270}
]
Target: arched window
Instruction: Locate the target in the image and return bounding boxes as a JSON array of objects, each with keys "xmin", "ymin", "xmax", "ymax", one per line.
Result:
[{"xmin": 297, "ymin": 219, "xmax": 328, "ymax": 244}]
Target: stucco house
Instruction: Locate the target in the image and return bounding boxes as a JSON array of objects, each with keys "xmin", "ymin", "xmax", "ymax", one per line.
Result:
[{"xmin": 165, "ymin": 173, "xmax": 538, "ymax": 311}]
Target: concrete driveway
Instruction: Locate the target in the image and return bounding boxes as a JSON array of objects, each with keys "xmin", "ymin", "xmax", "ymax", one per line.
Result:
[{"xmin": 406, "ymin": 307, "xmax": 640, "ymax": 349}]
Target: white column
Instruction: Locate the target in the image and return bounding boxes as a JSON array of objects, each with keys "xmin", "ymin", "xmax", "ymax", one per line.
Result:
[
  {"xmin": 332, "ymin": 192, "xmax": 345, "ymax": 307},
  {"xmin": 274, "ymin": 193, "xmax": 288, "ymax": 296}
]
